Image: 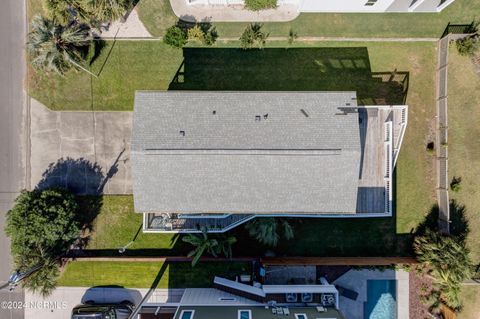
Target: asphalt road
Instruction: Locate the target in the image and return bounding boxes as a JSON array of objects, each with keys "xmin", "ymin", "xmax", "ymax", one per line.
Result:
[{"xmin": 0, "ymin": 0, "xmax": 27, "ymax": 317}]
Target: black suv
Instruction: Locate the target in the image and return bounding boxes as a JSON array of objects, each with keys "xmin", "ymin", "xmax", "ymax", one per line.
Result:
[{"xmin": 71, "ymin": 302, "xmax": 134, "ymax": 319}]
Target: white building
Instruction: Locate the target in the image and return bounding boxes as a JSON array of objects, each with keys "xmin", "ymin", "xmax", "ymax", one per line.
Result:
[{"xmin": 186, "ymin": 0, "xmax": 455, "ymax": 13}]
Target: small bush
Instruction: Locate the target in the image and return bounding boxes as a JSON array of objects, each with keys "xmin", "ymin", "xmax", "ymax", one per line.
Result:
[
  {"xmin": 288, "ymin": 28, "xmax": 298, "ymax": 45},
  {"xmin": 163, "ymin": 26, "xmax": 187, "ymax": 48},
  {"xmin": 240, "ymin": 23, "xmax": 269, "ymax": 50},
  {"xmin": 450, "ymin": 176, "xmax": 462, "ymax": 192},
  {"xmin": 456, "ymin": 35, "xmax": 480, "ymax": 57},
  {"xmin": 244, "ymin": 0, "xmax": 277, "ymax": 11},
  {"xmin": 187, "ymin": 25, "xmax": 205, "ymax": 43},
  {"xmin": 203, "ymin": 26, "xmax": 218, "ymax": 46}
]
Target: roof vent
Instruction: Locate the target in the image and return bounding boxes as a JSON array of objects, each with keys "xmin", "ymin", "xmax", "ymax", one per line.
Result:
[
  {"xmin": 346, "ymin": 103, "xmax": 351, "ymax": 106},
  {"xmin": 255, "ymin": 115, "xmax": 261, "ymax": 121},
  {"xmin": 179, "ymin": 130, "xmax": 185, "ymax": 136},
  {"xmin": 263, "ymin": 113, "xmax": 268, "ymax": 120},
  {"xmin": 212, "ymin": 110, "xmax": 216, "ymax": 115},
  {"xmin": 300, "ymin": 109, "xmax": 309, "ymax": 118}
]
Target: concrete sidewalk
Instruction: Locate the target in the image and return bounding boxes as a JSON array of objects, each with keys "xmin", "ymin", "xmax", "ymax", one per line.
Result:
[
  {"xmin": 170, "ymin": 0, "xmax": 299, "ymax": 22},
  {"xmin": 98, "ymin": 7, "xmax": 152, "ymax": 38},
  {"xmin": 30, "ymin": 99, "xmax": 132, "ymax": 195}
]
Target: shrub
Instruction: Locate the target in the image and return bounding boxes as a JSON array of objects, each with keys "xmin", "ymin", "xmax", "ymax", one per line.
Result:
[
  {"xmin": 164, "ymin": 25, "xmax": 187, "ymax": 48},
  {"xmin": 186, "ymin": 24, "xmax": 217, "ymax": 46},
  {"xmin": 203, "ymin": 26, "xmax": 218, "ymax": 46},
  {"xmin": 187, "ymin": 25, "xmax": 205, "ymax": 43},
  {"xmin": 240, "ymin": 23, "xmax": 269, "ymax": 50},
  {"xmin": 450, "ymin": 176, "xmax": 462, "ymax": 192},
  {"xmin": 414, "ymin": 230, "xmax": 472, "ymax": 310},
  {"xmin": 456, "ymin": 35, "xmax": 480, "ymax": 57},
  {"xmin": 244, "ymin": 0, "xmax": 277, "ymax": 11},
  {"xmin": 288, "ymin": 28, "xmax": 298, "ymax": 45}
]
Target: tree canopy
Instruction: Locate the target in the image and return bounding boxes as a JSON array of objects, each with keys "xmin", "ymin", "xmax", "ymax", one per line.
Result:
[{"xmin": 5, "ymin": 189, "xmax": 81, "ymax": 295}]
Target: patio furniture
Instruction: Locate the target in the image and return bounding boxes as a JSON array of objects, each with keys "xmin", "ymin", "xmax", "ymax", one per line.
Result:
[
  {"xmin": 321, "ymin": 294, "xmax": 336, "ymax": 307},
  {"xmin": 271, "ymin": 308, "xmax": 277, "ymax": 315},
  {"xmin": 301, "ymin": 292, "xmax": 313, "ymax": 303},
  {"xmin": 316, "ymin": 306, "xmax": 327, "ymax": 313},
  {"xmin": 336, "ymin": 285, "xmax": 359, "ymax": 301},
  {"xmin": 283, "ymin": 308, "xmax": 290, "ymax": 315},
  {"xmin": 286, "ymin": 292, "xmax": 297, "ymax": 303},
  {"xmin": 276, "ymin": 307, "xmax": 284, "ymax": 315}
]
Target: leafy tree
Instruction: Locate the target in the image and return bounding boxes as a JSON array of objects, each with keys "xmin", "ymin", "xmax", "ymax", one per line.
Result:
[
  {"xmin": 5, "ymin": 189, "xmax": 80, "ymax": 295},
  {"xmin": 245, "ymin": 218, "xmax": 293, "ymax": 247},
  {"xmin": 163, "ymin": 25, "xmax": 187, "ymax": 48},
  {"xmin": 414, "ymin": 230, "xmax": 472, "ymax": 309},
  {"xmin": 27, "ymin": 15, "xmax": 92, "ymax": 75},
  {"xmin": 240, "ymin": 23, "xmax": 269, "ymax": 50}
]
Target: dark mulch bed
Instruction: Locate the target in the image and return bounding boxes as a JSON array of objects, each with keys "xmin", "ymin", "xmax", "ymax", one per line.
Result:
[{"xmin": 409, "ymin": 265, "xmax": 434, "ymax": 319}]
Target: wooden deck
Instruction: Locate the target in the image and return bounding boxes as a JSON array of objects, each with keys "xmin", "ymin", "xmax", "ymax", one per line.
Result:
[{"xmin": 356, "ymin": 108, "xmax": 387, "ymax": 214}]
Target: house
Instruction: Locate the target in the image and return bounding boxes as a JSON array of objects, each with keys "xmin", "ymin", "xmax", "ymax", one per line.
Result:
[
  {"xmin": 185, "ymin": 0, "xmax": 455, "ymax": 13},
  {"xmin": 138, "ymin": 276, "xmax": 345, "ymax": 319},
  {"xmin": 132, "ymin": 91, "xmax": 407, "ymax": 233}
]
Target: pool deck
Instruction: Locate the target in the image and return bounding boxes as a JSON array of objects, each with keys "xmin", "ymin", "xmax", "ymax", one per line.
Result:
[{"xmin": 333, "ymin": 269, "xmax": 409, "ymax": 319}]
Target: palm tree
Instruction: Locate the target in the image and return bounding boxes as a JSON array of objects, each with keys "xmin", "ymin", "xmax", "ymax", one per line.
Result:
[
  {"xmin": 245, "ymin": 218, "xmax": 294, "ymax": 247},
  {"xmin": 87, "ymin": 0, "xmax": 131, "ymax": 24},
  {"xmin": 27, "ymin": 15, "xmax": 92, "ymax": 75},
  {"xmin": 215, "ymin": 235, "xmax": 237, "ymax": 260},
  {"xmin": 182, "ymin": 228, "xmax": 219, "ymax": 267},
  {"xmin": 43, "ymin": 0, "xmax": 90, "ymax": 24},
  {"xmin": 414, "ymin": 230, "xmax": 472, "ymax": 309},
  {"xmin": 43, "ymin": 0, "xmax": 130, "ymax": 25}
]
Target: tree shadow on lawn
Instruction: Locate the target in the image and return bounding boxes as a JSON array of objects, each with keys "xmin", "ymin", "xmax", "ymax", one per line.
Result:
[
  {"xmin": 415, "ymin": 199, "xmax": 470, "ymax": 242},
  {"xmin": 36, "ymin": 156, "xmax": 123, "ymax": 250},
  {"xmin": 169, "ymin": 47, "xmax": 409, "ymax": 105}
]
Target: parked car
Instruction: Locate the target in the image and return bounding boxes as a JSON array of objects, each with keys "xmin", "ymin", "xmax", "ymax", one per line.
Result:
[{"xmin": 71, "ymin": 301, "xmax": 134, "ymax": 319}]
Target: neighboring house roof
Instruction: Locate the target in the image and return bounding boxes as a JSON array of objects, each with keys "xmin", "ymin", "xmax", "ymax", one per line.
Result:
[
  {"xmin": 132, "ymin": 91, "xmax": 361, "ymax": 214},
  {"xmin": 173, "ymin": 306, "xmax": 345, "ymax": 319}
]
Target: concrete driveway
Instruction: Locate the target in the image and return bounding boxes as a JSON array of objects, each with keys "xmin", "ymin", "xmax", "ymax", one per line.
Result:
[
  {"xmin": 30, "ymin": 99, "xmax": 132, "ymax": 195},
  {"xmin": 24, "ymin": 287, "xmax": 184, "ymax": 319}
]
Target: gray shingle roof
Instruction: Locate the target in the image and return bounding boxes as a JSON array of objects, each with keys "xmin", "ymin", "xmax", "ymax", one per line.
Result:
[{"xmin": 132, "ymin": 91, "xmax": 361, "ymax": 214}]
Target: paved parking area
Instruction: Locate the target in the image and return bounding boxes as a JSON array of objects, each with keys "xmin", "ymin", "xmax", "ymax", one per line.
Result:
[{"xmin": 30, "ymin": 99, "xmax": 132, "ymax": 195}]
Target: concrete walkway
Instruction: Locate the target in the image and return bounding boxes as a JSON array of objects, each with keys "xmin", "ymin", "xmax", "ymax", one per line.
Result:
[
  {"xmin": 436, "ymin": 35, "xmax": 450, "ymax": 234},
  {"xmin": 98, "ymin": 7, "xmax": 152, "ymax": 38},
  {"xmin": 170, "ymin": 0, "xmax": 299, "ymax": 22},
  {"xmin": 29, "ymin": 99, "xmax": 132, "ymax": 195}
]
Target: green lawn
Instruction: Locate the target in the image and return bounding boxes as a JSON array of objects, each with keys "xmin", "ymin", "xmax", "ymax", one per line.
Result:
[
  {"xmin": 459, "ymin": 286, "xmax": 480, "ymax": 319},
  {"xmin": 137, "ymin": 0, "xmax": 480, "ymax": 38},
  {"xmin": 58, "ymin": 260, "xmax": 251, "ymax": 288},
  {"xmin": 448, "ymin": 48, "xmax": 480, "ymax": 264},
  {"xmin": 29, "ymin": 41, "xmax": 183, "ymax": 111},
  {"xmin": 86, "ymin": 196, "xmax": 190, "ymax": 255}
]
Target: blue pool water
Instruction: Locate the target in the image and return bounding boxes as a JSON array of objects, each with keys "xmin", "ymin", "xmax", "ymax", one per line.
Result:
[{"xmin": 364, "ymin": 280, "xmax": 397, "ymax": 319}]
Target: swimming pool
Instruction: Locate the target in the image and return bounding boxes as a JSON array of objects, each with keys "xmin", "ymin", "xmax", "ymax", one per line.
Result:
[{"xmin": 364, "ymin": 280, "xmax": 397, "ymax": 319}]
